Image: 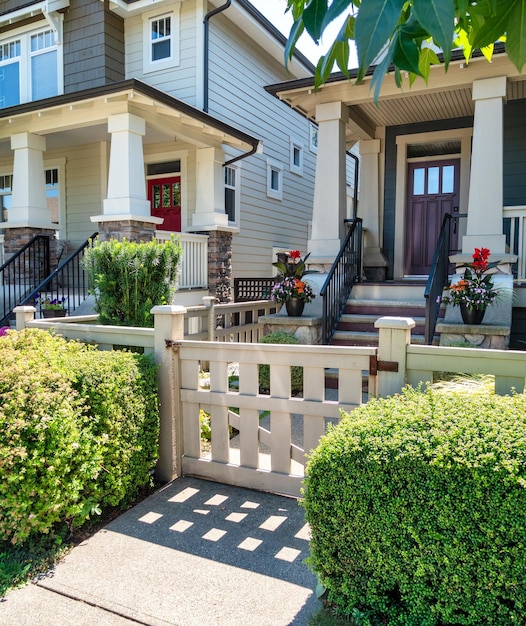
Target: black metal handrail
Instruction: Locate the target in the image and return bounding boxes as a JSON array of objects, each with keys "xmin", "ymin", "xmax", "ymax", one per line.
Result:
[
  {"xmin": 424, "ymin": 214, "xmax": 452, "ymax": 344},
  {"xmin": 320, "ymin": 218, "xmax": 363, "ymax": 344},
  {"xmin": 17, "ymin": 233, "xmax": 98, "ymax": 321},
  {"xmin": 0, "ymin": 235, "xmax": 50, "ymax": 326}
]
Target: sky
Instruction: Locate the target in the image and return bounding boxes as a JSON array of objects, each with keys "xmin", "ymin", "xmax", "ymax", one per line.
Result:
[{"xmin": 249, "ymin": 0, "xmax": 358, "ymax": 68}]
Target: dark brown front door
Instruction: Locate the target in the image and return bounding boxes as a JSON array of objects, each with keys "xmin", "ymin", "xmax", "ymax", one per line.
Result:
[
  {"xmin": 148, "ymin": 176, "xmax": 181, "ymax": 231},
  {"xmin": 406, "ymin": 159, "xmax": 459, "ymax": 275}
]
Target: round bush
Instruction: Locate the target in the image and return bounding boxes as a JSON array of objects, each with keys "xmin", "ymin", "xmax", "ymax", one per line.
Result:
[
  {"xmin": 258, "ymin": 331, "xmax": 303, "ymax": 393},
  {"xmin": 303, "ymin": 386, "xmax": 526, "ymax": 625}
]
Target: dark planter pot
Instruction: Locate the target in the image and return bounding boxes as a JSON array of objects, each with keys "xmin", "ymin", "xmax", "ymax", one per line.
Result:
[
  {"xmin": 42, "ymin": 309, "xmax": 66, "ymax": 319},
  {"xmin": 460, "ymin": 303, "xmax": 485, "ymax": 325},
  {"xmin": 285, "ymin": 298, "xmax": 305, "ymax": 317}
]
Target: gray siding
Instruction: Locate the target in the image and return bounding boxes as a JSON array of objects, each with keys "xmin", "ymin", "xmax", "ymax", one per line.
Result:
[
  {"xmin": 63, "ymin": 0, "xmax": 124, "ymax": 93},
  {"xmin": 383, "ymin": 117, "xmax": 472, "ymax": 278},
  {"xmin": 504, "ymin": 99, "xmax": 526, "ymax": 206}
]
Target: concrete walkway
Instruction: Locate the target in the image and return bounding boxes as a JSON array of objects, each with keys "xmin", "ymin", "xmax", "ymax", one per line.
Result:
[{"xmin": 0, "ymin": 477, "xmax": 321, "ymax": 626}]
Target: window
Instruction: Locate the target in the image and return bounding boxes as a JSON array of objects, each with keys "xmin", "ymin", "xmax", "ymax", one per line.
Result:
[
  {"xmin": 290, "ymin": 139, "xmax": 303, "ymax": 176},
  {"xmin": 0, "ymin": 25, "xmax": 61, "ymax": 109},
  {"xmin": 224, "ymin": 165, "xmax": 239, "ymax": 224},
  {"xmin": 0, "ymin": 175, "xmax": 12, "ymax": 221},
  {"xmin": 309, "ymin": 123, "xmax": 318, "ymax": 153},
  {"xmin": 143, "ymin": 7, "xmax": 180, "ymax": 73},
  {"xmin": 267, "ymin": 160, "xmax": 283, "ymax": 200},
  {"xmin": 0, "ymin": 168, "xmax": 60, "ymax": 222}
]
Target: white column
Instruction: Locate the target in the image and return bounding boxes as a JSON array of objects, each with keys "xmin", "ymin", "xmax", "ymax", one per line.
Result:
[
  {"xmin": 103, "ymin": 113, "xmax": 151, "ymax": 217},
  {"xmin": 9, "ymin": 132, "xmax": 52, "ymax": 227},
  {"xmin": 462, "ymin": 76, "xmax": 507, "ymax": 253},
  {"xmin": 191, "ymin": 147, "xmax": 228, "ymax": 228},
  {"xmin": 360, "ymin": 139, "xmax": 388, "ymax": 272},
  {"xmin": 309, "ymin": 102, "xmax": 348, "ymax": 260}
]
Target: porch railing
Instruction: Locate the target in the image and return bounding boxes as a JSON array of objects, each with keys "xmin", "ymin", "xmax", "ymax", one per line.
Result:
[
  {"xmin": 424, "ymin": 214, "xmax": 451, "ymax": 345},
  {"xmin": 503, "ymin": 206, "xmax": 526, "ymax": 279},
  {"xmin": 156, "ymin": 231, "xmax": 208, "ymax": 290},
  {"xmin": 0, "ymin": 234, "xmax": 50, "ymax": 326},
  {"xmin": 18, "ymin": 234, "xmax": 98, "ymax": 319},
  {"xmin": 320, "ymin": 218, "xmax": 363, "ymax": 344}
]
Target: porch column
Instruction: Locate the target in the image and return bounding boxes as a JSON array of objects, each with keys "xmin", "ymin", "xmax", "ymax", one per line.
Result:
[
  {"xmin": 9, "ymin": 132, "xmax": 52, "ymax": 226},
  {"xmin": 93, "ymin": 113, "xmax": 160, "ymax": 241},
  {"xmin": 191, "ymin": 147, "xmax": 228, "ymax": 228},
  {"xmin": 103, "ymin": 113, "xmax": 150, "ymax": 217},
  {"xmin": 360, "ymin": 139, "xmax": 388, "ymax": 280},
  {"xmin": 462, "ymin": 76, "xmax": 507, "ymax": 253},
  {"xmin": 309, "ymin": 101, "xmax": 348, "ymax": 263}
]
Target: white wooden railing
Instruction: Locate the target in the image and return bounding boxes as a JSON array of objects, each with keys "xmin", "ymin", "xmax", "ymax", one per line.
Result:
[{"xmin": 156, "ymin": 231, "xmax": 208, "ymax": 290}]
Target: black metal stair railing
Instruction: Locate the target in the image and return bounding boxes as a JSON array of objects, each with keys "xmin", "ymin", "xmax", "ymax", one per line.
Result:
[
  {"xmin": 0, "ymin": 235, "xmax": 50, "ymax": 326},
  {"xmin": 320, "ymin": 218, "xmax": 363, "ymax": 344},
  {"xmin": 17, "ymin": 233, "xmax": 98, "ymax": 321},
  {"xmin": 424, "ymin": 214, "xmax": 452, "ymax": 344}
]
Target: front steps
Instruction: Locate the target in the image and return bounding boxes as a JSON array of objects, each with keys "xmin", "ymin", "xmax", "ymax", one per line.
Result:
[{"xmin": 330, "ymin": 281, "xmax": 442, "ymax": 346}]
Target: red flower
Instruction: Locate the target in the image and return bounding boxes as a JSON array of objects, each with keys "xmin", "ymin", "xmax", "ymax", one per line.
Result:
[{"xmin": 289, "ymin": 250, "xmax": 301, "ymax": 259}]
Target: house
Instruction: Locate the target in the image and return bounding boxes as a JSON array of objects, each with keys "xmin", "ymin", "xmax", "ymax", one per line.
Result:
[
  {"xmin": 0, "ymin": 0, "xmax": 333, "ymax": 306},
  {"xmin": 266, "ymin": 45, "xmax": 526, "ymax": 347}
]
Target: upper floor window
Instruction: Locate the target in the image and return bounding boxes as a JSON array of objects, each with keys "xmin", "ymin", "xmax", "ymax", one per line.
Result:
[
  {"xmin": 290, "ymin": 139, "xmax": 304, "ymax": 176},
  {"xmin": 267, "ymin": 160, "xmax": 283, "ymax": 201},
  {"xmin": 309, "ymin": 123, "xmax": 318, "ymax": 153},
  {"xmin": 143, "ymin": 7, "xmax": 180, "ymax": 73},
  {"xmin": 0, "ymin": 26, "xmax": 61, "ymax": 109}
]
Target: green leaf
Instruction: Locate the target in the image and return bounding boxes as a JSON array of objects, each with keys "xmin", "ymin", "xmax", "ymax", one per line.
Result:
[
  {"xmin": 413, "ymin": 0, "xmax": 455, "ymax": 67},
  {"xmin": 321, "ymin": 0, "xmax": 353, "ymax": 32},
  {"xmin": 471, "ymin": 0, "xmax": 516, "ymax": 49},
  {"xmin": 370, "ymin": 39, "xmax": 396, "ymax": 101},
  {"xmin": 355, "ymin": 0, "xmax": 405, "ymax": 72},
  {"xmin": 392, "ymin": 30, "xmax": 422, "ymax": 75},
  {"xmin": 303, "ymin": 0, "xmax": 328, "ymax": 42},
  {"xmin": 285, "ymin": 18, "xmax": 305, "ymax": 64},
  {"xmin": 418, "ymin": 45, "xmax": 441, "ymax": 83},
  {"xmin": 506, "ymin": 0, "xmax": 526, "ymax": 72}
]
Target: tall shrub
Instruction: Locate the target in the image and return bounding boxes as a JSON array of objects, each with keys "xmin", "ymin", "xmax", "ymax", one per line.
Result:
[
  {"xmin": 84, "ymin": 237, "xmax": 182, "ymax": 327},
  {"xmin": 303, "ymin": 386, "xmax": 526, "ymax": 625}
]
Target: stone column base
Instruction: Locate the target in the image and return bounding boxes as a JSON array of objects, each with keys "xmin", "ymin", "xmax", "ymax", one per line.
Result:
[
  {"xmin": 94, "ymin": 219, "xmax": 158, "ymax": 243},
  {"xmin": 3, "ymin": 227, "xmax": 56, "ymax": 284},
  {"xmin": 436, "ymin": 321, "xmax": 510, "ymax": 349},
  {"xmin": 195, "ymin": 230, "xmax": 232, "ymax": 303},
  {"xmin": 259, "ymin": 313, "xmax": 322, "ymax": 345}
]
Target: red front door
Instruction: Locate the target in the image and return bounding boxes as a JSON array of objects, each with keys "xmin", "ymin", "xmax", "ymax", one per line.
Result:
[
  {"xmin": 406, "ymin": 159, "xmax": 459, "ymax": 275},
  {"xmin": 148, "ymin": 176, "xmax": 181, "ymax": 231}
]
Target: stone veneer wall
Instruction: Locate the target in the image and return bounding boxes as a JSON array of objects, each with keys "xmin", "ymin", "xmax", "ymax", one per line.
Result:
[
  {"xmin": 197, "ymin": 230, "xmax": 232, "ymax": 303},
  {"xmin": 3, "ymin": 227, "xmax": 57, "ymax": 284},
  {"xmin": 96, "ymin": 220, "xmax": 157, "ymax": 243}
]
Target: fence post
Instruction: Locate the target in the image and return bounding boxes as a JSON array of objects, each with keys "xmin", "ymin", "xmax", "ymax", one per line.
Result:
[
  {"xmin": 203, "ymin": 296, "xmax": 215, "ymax": 341},
  {"xmin": 152, "ymin": 304, "xmax": 186, "ymax": 483},
  {"xmin": 374, "ymin": 316, "xmax": 415, "ymax": 397},
  {"xmin": 13, "ymin": 306, "xmax": 36, "ymax": 330}
]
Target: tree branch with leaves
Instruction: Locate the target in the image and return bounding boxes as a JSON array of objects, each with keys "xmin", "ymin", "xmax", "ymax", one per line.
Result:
[{"xmin": 285, "ymin": 0, "xmax": 526, "ymax": 97}]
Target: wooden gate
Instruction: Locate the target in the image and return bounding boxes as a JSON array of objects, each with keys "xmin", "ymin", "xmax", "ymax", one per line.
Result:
[{"xmin": 175, "ymin": 340, "xmax": 377, "ymax": 497}]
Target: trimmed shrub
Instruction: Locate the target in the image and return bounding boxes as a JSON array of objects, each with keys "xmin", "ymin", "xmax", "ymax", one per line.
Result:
[
  {"xmin": 258, "ymin": 331, "xmax": 303, "ymax": 393},
  {"xmin": 84, "ymin": 236, "xmax": 182, "ymax": 327},
  {"xmin": 0, "ymin": 329, "xmax": 159, "ymax": 544},
  {"xmin": 303, "ymin": 386, "xmax": 526, "ymax": 625}
]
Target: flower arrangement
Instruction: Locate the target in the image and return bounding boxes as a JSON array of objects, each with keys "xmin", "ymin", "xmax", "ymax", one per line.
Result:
[
  {"xmin": 439, "ymin": 247, "xmax": 498, "ymax": 311},
  {"xmin": 270, "ymin": 250, "xmax": 316, "ymax": 304},
  {"xmin": 36, "ymin": 294, "xmax": 67, "ymax": 310},
  {"xmin": 270, "ymin": 276, "xmax": 315, "ymax": 304}
]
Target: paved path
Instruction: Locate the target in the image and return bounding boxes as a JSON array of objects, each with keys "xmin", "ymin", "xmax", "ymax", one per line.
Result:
[{"xmin": 0, "ymin": 477, "xmax": 321, "ymax": 626}]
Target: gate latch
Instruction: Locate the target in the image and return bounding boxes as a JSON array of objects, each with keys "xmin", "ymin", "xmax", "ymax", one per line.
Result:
[{"xmin": 369, "ymin": 355, "xmax": 399, "ymax": 376}]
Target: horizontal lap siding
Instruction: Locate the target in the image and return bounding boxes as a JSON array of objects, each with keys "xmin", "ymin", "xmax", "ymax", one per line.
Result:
[
  {"xmin": 504, "ymin": 99, "xmax": 526, "ymax": 206},
  {"xmin": 208, "ymin": 16, "xmax": 315, "ymax": 277}
]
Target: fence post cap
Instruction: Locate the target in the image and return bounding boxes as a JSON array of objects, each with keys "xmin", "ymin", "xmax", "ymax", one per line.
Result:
[
  {"xmin": 13, "ymin": 306, "xmax": 36, "ymax": 313},
  {"xmin": 151, "ymin": 305, "xmax": 187, "ymax": 315},
  {"xmin": 374, "ymin": 316, "xmax": 416, "ymax": 330}
]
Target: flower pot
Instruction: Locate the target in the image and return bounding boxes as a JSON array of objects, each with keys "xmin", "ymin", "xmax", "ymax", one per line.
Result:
[
  {"xmin": 42, "ymin": 309, "xmax": 66, "ymax": 318},
  {"xmin": 460, "ymin": 303, "xmax": 485, "ymax": 325},
  {"xmin": 285, "ymin": 298, "xmax": 305, "ymax": 317}
]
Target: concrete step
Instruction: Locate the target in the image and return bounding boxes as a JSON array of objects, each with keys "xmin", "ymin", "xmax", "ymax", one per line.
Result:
[
  {"xmin": 338, "ymin": 313, "xmax": 426, "ymax": 333},
  {"xmin": 331, "ymin": 330, "xmax": 431, "ymax": 347},
  {"xmin": 351, "ymin": 281, "xmax": 427, "ymax": 301}
]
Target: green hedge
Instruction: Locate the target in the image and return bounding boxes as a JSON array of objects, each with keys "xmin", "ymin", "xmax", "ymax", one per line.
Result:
[
  {"xmin": 84, "ymin": 237, "xmax": 182, "ymax": 327},
  {"xmin": 0, "ymin": 329, "xmax": 159, "ymax": 545},
  {"xmin": 303, "ymin": 386, "xmax": 526, "ymax": 625}
]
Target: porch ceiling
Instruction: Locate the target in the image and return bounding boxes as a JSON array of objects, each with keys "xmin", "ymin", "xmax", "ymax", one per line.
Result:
[
  {"xmin": 0, "ymin": 79, "xmax": 257, "ymax": 158},
  {"xmin": 268, "ymin": 52, "xmax": 526, "ymax": 144}
]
